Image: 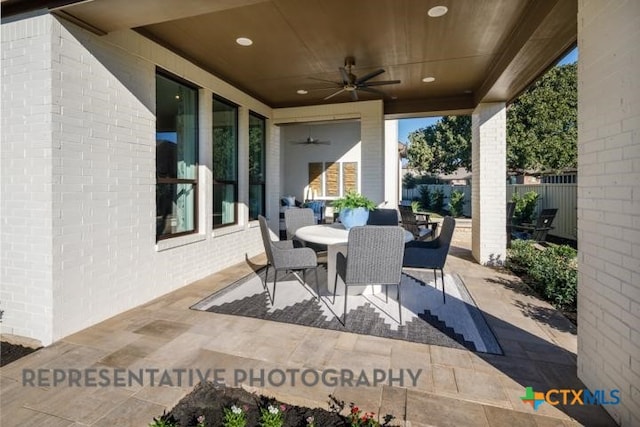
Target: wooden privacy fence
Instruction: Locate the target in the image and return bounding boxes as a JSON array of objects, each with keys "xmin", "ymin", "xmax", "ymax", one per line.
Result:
[{"xmin": 403, "ymin": 183, "xmax": 577, "ymax": 240}]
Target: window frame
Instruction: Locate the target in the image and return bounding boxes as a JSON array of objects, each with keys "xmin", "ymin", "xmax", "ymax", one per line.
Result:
[
  {"xmin": 155, "ymin": 69, "xmax": 199, "ymax": 241},
  {"xmin": 212, "ymin": 95, "xmax": 239, "ymax": 229},
  {"xmin": 248, "ymin": 111, "xmax": 266, "ymax": 221}
]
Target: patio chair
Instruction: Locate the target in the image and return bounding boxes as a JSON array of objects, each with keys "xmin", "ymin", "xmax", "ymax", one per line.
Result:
[
  {"xmin": 402, "ymin": 216, "xmax": 456, "ymax": 303},
  {"xmin": 333, "ymin": 226, "xmax": 405, "ymax": 325},
  {"xmin": 366, "ymin": 208, "xmax": 400, "ymax": 225},
  {"xmin": 258, "ymin": 216, "xmax": 319, "ymax": 303},
  {"xmin": 284, "ymin": 208, "xmax": 326, "ymax": 251},
  {"xmin": 512, "ymin": 208, "xmax": 558, "ymax": 243},
  {"xmin": 398, "ymin": 205, "xmax": 433, "ymax": 240}
]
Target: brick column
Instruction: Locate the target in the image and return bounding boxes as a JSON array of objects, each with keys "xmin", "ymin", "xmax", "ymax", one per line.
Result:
[{"xmin": 471, "ymin": 102, "xmax": 507, "ymax": 265}]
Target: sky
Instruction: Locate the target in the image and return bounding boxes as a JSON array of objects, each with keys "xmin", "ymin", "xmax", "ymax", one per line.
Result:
[{"xmin": 397, "ymin": 47, "xmax": 578, "ymax": 144}]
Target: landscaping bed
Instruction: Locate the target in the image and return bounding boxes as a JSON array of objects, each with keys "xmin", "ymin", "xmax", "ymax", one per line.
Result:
[
  {"xmin": 151, "ymin": 381, "xmax": 396, "ymax": 427},
  {"xmin": 1, "ymin": 341, "xmax": 40, "ymax": 367}
]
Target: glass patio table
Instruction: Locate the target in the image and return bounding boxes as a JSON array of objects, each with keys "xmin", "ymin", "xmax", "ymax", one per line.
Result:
[{"xmin": 295, "ymin": 223, "xmax": 413, "ymax": 294}]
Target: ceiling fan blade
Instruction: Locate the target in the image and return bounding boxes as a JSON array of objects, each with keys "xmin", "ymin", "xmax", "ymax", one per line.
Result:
[
  {"xmin": 309, "ymin": 77, "xmax": 341, "ymax": 84},
  {"xmin": 339, "ymin": 67, "xmax": 350, "ymax": 85},
  {"xmin": 356, "ymin": 69, "xmax": 385, "ymax": 84},
  {"xmin": 324, "ymin": 88, "xmax": 346, "ymax": 100},
  {"xmin": 359, "ymin": 87, "xmax": 387, "ymax": 97},
  {"xmin": 350, "ymin": 90, "xmax": 358, "ymax": 101},
  {"xmin": 361, "ymin": 79, "xmax": 401, "ymax": 87}
]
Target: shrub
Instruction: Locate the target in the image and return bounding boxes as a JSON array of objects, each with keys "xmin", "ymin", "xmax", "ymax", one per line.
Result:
[
  {"xmin": 431, "ymin": 189, "xmax": 445, "ymax": 213},
  {"xmin": 511, "ymin": 191, "xmax": 539, "ymax": 224},
  {"xmin": 448, "ymin": 190, "xmax": 466, "ymax": 217},
  {"xmin": 418, "ymin": 186, "xmax": 431, "ymax": 210},
  {"xmin": 506, "ymin": 240, "xmax": 577, "ymax": 311},
  {"xmin": 403, "ymin": 173, "xmax": 417, "ymax": 190}
]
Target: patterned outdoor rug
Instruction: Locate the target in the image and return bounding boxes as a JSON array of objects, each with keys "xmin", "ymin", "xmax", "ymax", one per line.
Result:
[{"xmin": 191, "ymin": 265, "xmax": 502, "ymax": 354}]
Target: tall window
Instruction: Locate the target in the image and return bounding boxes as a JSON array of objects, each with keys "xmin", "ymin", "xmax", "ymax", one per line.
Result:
[
  {"xmin": 212, "ymin": 97, "xmax": 238, "ymax": 228},
  {"xmin": 156, "ymin": 71, "xmax": 198, "ymax": 239},
  {"xmin": 249, "ymin": 112, "xmax": 266, "ymax": 220}
]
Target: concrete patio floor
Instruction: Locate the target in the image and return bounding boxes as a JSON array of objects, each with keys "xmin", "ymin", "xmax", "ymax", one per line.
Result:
[{"xmin": 1, "ymin": 231, "xmax": 617, "ymax": 426}]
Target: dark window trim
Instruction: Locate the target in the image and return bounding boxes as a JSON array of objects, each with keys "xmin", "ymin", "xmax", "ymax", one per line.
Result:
[
  {"xmin": 156, "ymin": 69, "xmax": 200, "ymax": 241},
  {"xmin": 212, "ymin": 95, "xmax": 239, "ymax": 229},
  {"xmin": 249, "ymin": 111, "xmax": 266, "ymax": 220}
]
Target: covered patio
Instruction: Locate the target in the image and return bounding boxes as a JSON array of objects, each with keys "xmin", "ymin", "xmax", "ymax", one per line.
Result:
[{"xmin": 1, "ymin": 0, "xmax": 639, "ymax": 425}]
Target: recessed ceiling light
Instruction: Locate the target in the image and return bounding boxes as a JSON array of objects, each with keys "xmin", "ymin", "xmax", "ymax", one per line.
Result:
[
  {"xmin": 296, "ymin": 89, "xmax": 308, "ymax": 95},
  {"xmin": 236, "ymin": 37, "xmax": 253, "ymax": 46},
  {"xmin": 428, "ymin": 6, "xmax": 448, "ymax": 17},
  {"xmin": 422, "ymin": 76, "xmax": 436, "ymax": 83}
]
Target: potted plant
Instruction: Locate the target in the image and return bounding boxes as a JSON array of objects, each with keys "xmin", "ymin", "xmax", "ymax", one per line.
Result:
[{"xmin": 331, "ymin": 191, "xmax": 376, "ymax": 230}]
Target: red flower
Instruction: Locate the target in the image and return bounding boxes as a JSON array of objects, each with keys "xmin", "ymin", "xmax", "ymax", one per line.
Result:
[{"xmin": 351, "ymin": 406, "xmax": 359, "ymax": 414}]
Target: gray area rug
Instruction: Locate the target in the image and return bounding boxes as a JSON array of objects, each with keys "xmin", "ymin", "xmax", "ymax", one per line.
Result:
[{"xmin": 192, "ymin": 265, "xmax": 502, "ymax": 355}]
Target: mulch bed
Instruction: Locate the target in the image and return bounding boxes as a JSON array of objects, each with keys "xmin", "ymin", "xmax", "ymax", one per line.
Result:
[
  {"xmin": 155, "ymin": 381, "xmax": 396, "ymax": 426},
  {"xmin": 1, "ymin": 341, "xmax": 40, "ymax": 367}
]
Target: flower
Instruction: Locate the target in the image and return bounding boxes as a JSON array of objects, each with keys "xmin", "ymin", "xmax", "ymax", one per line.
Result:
[{"xmin": 231, "ymin": 405, "xmax": 242, "ymax": 415}]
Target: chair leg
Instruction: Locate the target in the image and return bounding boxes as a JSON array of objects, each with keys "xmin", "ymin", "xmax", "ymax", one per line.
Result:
[
  {"xmin": 343, "ymin": 287, "xmax": 348, "ymax": 326},
  {"xmin": 263, "ymin": 264, "xmax": 270, "ymax": 289},
  {"xmin": 332, "ymin": 271, "xmax": 339, "ymax": 304},
  {"xmin": 272, "ymin": 270, "xmax": 278, "ymax": 304},
  {"xmin": 397, "ymin": 284, "xmax": 402, "ymax": 325},
  {"xmin": 441, "ymin": 268, "xmax": 446, "ymax": 303},
  {"xmin": 433, "ymin": 269, "xmax": 438, "ymax": 290},
  {"xmin": 385, "ymin": 285, "xmax": 389, "ymax": 303},
  {"xmin": 313, "ymin": 267, "xmax": 319, "ymax": 299}
]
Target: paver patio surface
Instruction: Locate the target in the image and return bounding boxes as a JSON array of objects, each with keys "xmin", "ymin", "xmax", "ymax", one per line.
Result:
[{"xmin": 0, "ymin": 231, "xmax": 617, "ymax": 426}]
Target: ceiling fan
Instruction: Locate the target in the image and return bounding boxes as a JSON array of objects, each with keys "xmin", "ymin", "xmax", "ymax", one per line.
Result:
[
  {"xmin": 311, "ymin": 56, "xmax": 401, "ymax": 101},
  {"xmin": 290, "ymin": 128, "xmax": 331, "ymax": 145}
]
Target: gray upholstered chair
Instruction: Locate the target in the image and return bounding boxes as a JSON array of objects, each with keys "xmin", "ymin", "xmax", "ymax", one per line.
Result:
[
  {"xmin": 284, "ymin": 207, "xmax": 326, "ymax": 251},
  {"xmin": 333, "ymin": 226, "xmax": 405, "ymax": 325},
  {"xmin": 258, "ymin": 216, "xmax": 319, "ymax": 303},
  {"xmin": 366, "ymin": 208, "xmax": 400, "ymax": 225},
  {"xmin": 402, "ymin": 216, "xmax": 456, "ymax": 303}
]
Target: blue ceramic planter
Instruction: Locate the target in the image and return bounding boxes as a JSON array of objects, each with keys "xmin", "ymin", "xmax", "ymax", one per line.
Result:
[{"xmin": 339, "ymin": 207, "xmax": 370, "ymax": 230}]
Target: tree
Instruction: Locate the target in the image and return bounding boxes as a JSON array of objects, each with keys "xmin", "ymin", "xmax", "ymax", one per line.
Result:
[
  {"xmin": 405, "ymin": 63, "xmax": 577, "ymax": 174},
  {"xmin": 406, "ymin": 115, "xmax": 471, "ymax": 174},
  {"xmin": 507, "ymin": 63, "xmax": 577, "ymax": 172}
]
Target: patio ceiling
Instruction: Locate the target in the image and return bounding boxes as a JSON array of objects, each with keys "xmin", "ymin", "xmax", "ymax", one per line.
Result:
[{"xmin": 4, "ymin": 0, "xmax": 577, "ymax": 116}]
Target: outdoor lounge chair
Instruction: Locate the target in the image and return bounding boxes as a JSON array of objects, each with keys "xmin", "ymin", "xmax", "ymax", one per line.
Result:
[
  {"xmin": 333, "ymin": 226, "xmax": 405, "ymax": 325},
  {"xmin": 258, "ymin": 215, "xmax": 319, "ymax": 303},
  {"xmin": 512, "ymin": 208, "xmax": 558, "ymax": 243},
  {"xmin": 402, "ymin": 216, "xmax": 456, "ymax": 303},
  {"xmin": 398, "ymin": 205, "xmax": 433, "ymax": 240}
]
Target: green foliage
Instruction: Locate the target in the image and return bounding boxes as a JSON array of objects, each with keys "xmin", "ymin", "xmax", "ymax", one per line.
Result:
[
  {"xmin": 223, "ymin": 405, "xmax": 247, "ymax": 427},
  {"xmin": 448, "ymin": 190, "xmax": 466, "ymax": 217},
  {"xmin": 507, "ymin": 63, "xmax": 577, "ymax": 172},
  {"xmin": 410, "ymin": 200, "xmax": 422, "ymax": 213},
  {"xmin": 406, "ymin": 64, "xmax": 577, "ymax": 175},
  {"xmin": 331, "ymin": 191, "xmax": 376, "ymax": 212},
  {"xmin": 431, "ymin": 189, "xmax": 445, "ymax": 213},
  {"xmin": 403, "ymin": 173, "xmax": 417, "ymax": 190},
  {"xmin": 259, "ymin": 404, "xmax": 285, "ymax": 427},
  {"xmin": 506, "ymin": 240, "xmax": 577, "ymax": 311},
  {"xmin": 149, "ymin": 412, "xmax": 178, "ymax": 427},
  {"xmin": 511, "ymin": 191, "xmax": 539, "ymax": 223},
  {"xmin": 406, "ymin": 116, "xmax": 471, "ymax": 174},
  {"xmin": 418, "ymin": 186, "xmax": 431, "ymax": 210}
]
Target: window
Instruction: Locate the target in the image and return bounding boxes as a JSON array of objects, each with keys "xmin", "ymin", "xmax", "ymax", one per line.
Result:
[
  {"xmin": 156, "ymin": 71, "xmax": 198, "ymax": 240},
  {"xmin": 307, "ymin": 161, "xmax": 358, "ymax": 198},
  {"xmin": 212, "ymin": 96, "xmax": 238, "ymax": 228},
  {"xmin": 249, "ymin": 112, "xmax": 266, "ymax": 220}
]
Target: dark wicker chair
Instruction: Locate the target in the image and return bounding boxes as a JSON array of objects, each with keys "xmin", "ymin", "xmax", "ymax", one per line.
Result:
[
  {"xmin": 333, "ymin": 226, "xmax": 405, "ymax": 325},
  {"xmin": 398, "ymin": 205, "xmax": 433, "ymax": 240},
  {"xmin": 258, "ymin": 215, "xmax": 319, "ymax": 303},
  {"xmin": 367, "ymin": 208, "xmax": 400, "ymax": 225},
  {"xmin": 402, "ymin": 216, "xmax": 456, "ymax": 303},
  {"xmin": 512, "ymin": 208, "xmax": 558, "ymax": 243}
]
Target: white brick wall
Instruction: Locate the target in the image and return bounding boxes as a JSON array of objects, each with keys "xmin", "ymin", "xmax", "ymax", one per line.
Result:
[
  {"xmin": 471, "ymin": 102, "xmax": 507, "ymax": 265},
  {"xmin": 1, "ymin": 14, "xmax": 273, "ymax": 345},
  {"xmin": 577, "ymin": 1, "xmax": 640, "ymax": 425},
  {"xmin": 1, "ymin": 13, "xmax": 55, "ymax": 341}
]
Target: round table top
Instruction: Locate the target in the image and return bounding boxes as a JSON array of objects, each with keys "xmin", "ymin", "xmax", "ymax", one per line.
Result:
[{"xmin": 295, "ymin": 223, "xmax": 414, "ymax": 245}]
